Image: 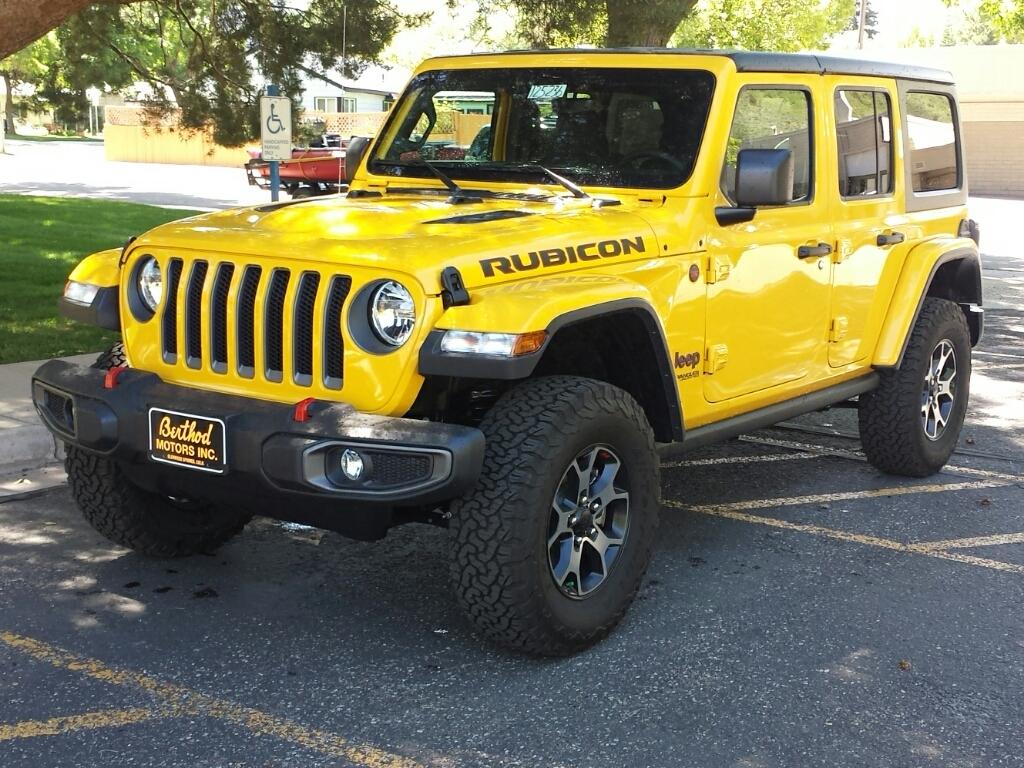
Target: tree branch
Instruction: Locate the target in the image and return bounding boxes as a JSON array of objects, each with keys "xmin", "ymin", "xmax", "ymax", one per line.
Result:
[{"xmin": 0, "ymin": 0, "xmax": 147, "ymax": 60}]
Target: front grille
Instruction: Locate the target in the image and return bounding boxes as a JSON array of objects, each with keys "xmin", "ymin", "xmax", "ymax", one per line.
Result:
[
  {"xmin": 236, "ymin": 266, "xmax": 262, "ymax": 377},
  {"xmin": 157, "ymin": 257, "xmax": 351, "ymax": 389},
  {"xmin": 293, "ymin": 272, "xmax": 320, "ymax": 385},
  {"xmin": 185, "ymin": 261, "xmax": 209, "ymax": 369},
  {"xmin": 265, "ymin": 269, "xmax": 290, "ymax": 382},
  {"xmin": 323, "ymin": 276, "xmax": 352, "ymax": 389},
  {"xmin": 161, "ymin": 259, "xmax": 183, "ymax": 363},
  {"xmin": 210, "ymin": 263, "xmax": 234, "ymax": 373}
]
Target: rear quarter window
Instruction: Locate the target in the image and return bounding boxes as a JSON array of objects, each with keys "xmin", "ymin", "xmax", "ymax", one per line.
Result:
[{"xmin": 905, "ymin": 91, "xmax": 960, "ymax": 193}]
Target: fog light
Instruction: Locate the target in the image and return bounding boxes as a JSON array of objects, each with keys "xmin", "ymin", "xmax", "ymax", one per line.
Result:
[{"xmin": 340, "ymin": 449, "xmax": 365, "ymax": 480}]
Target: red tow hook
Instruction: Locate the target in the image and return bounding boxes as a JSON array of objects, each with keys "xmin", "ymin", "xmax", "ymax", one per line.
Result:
[
  {"xmin": 293, "ymin": 397, "xmax": 317, "ymax": 422},
  {"xmin": 103, "ymin": 366, "xmax": 128, "ymax": 390}
]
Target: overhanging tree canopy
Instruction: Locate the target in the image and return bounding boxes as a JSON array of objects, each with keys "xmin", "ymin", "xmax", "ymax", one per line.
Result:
[{"xmin": 2, "ymin": 0, "xmax": 425, "ymax": 145}]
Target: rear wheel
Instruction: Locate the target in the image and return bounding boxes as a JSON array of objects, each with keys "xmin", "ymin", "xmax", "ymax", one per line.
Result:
[
  {"xmin": 65, "ymin": 342, "xmax": 250, "ymax": 557},
  {"xmin": 449, "ymin": 376, "xmax": 660, "ymax": 655},
  {"xmin": 859, "ymin": 298, "xmax": 972, "ymax": 477}
]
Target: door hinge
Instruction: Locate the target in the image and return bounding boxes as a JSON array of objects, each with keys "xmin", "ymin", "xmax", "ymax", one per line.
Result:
[
  {"xmin": 706, "ymin": 256, "xmax": 731, "ymax": 284},
  {"xmin": 829, "ymin": 316, "xmax": 849, "ymax": 342},
  {"xmin": 704, "ymin": 344, "xmax": 728, "ymax": 374}
]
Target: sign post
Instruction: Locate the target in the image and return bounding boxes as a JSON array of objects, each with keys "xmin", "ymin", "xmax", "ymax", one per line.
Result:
[{"xmin": 260, "ymin": 85, "xmax": 292, "ymax": 202}]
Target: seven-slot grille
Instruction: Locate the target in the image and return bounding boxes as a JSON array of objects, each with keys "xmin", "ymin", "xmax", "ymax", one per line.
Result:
[{"xmin": 160, "ymin": 257, "xmax": 353, "ymax": 389}]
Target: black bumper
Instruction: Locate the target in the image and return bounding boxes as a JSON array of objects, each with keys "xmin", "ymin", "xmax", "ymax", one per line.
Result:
[{"xmin": 32, "ymin": 360, "xmax": 484, "ymax": 537}]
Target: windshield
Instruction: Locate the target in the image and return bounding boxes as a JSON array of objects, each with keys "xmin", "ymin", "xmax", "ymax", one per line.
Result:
[{"xmin": 370, "ymin": 67, "xmax": 716, "ymax": 190}]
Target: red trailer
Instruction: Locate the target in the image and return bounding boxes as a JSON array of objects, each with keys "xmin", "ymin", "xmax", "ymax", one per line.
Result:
[{"xmin": 245, "ymin": 136, "xmax": 348, "ymax": 198}]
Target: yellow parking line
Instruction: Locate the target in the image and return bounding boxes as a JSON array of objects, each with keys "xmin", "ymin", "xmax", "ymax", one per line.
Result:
[
  {"xmin": 0, "ymin": 708, "xmax": 159, "ymax": 741},
  {"xmin": 689, "ymin": 479, "xmax": 1010, "ymax": 514},
  {"xmin": 661, "ymin": 453, "xmax": 820, "ymax": 468},
  {"xmin": 0, "ymin": 632, "xmax": 422, "ymax": 768},
  {"xmin": 666, "ymin": 500, "xmax": 1024, "ymax": 575},
  {"xmin": 914, "ymin": 532, "xmax": 1024, "ymax": 551},
  {"xmin": 739, "ymin": 435, "xmax": 1024, "ymax": 483}
]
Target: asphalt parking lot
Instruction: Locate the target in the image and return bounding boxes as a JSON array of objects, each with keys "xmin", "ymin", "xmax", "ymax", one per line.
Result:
[{"xmin": 1, "ymin": 201, "xmax": 1022, "ymax": 767}]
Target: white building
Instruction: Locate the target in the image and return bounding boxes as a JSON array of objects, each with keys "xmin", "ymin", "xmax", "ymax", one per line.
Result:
[{"xmin": 299, "ymin": 65, "xmax": 410, "ymax": 114}]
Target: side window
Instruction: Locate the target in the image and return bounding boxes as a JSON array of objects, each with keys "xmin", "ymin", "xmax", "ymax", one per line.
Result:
[
  {"xmin": 722, "ymin": 88, "xmax": 812, "ymax": 204},
  {"xmin": 905, "ymin": 91, "xmax": 959, "ymax": 192},
  {"xmin": 835, "ymin": 89, "xmax": 893, "ymax": 198}
]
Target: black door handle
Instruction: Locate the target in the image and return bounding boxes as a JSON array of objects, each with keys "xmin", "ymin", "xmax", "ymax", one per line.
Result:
[
  {"xmin": 877, "ymin": 231, "xmax": 906, "ymax": 247},
  {"xmin": 798, "ymin": 242, "xmax": 833, "ymax": 259}
]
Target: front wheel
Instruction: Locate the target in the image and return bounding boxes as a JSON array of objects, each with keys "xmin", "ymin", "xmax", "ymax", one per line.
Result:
[
  {"xmin": 449, "ymin": 376, "xmax": 660, "ymax": 656},
  {"xmin": 859, "ymin": 298, "xmax": 972, "ymax": 477},
  {"xmin": 66, "ymin": 447, "xmax": 251, "ymax": 557}
]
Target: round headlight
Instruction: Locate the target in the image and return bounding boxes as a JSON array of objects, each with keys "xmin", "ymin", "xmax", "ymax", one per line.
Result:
[
  {"xmin": 137, "ymin": 257, "xmax": 163, "ymax": 312},
  {"xmin": 370, "ymin": 281, "xmax": 416, "ymax": 347}
]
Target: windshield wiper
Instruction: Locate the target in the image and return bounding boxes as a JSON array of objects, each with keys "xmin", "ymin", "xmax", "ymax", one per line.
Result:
[
  {"xmin": 417, "ymin": 159, "xmax": 481, "ymax": 204},
  {"xmin": 522, "ymin": 165, "xmax": 590, "ymax": 200}
]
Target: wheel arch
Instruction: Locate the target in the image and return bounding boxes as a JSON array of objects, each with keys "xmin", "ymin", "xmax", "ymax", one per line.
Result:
[
  {"xmin": 418, "ymin": 297, "xmax": 683, "ymax": 443},
  {"xmin": 873, "ymin": 239, "xmax": 983, "ymax": 369}
]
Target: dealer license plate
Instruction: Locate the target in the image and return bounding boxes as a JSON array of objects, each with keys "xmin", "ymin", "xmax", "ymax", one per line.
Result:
[{"xmin": 148, "ymin": 408, "xmax": 227, "ymax": 474}]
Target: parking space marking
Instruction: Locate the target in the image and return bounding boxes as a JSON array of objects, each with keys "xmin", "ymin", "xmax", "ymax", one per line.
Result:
[
  {"xmin": 688, "ymin": 478, "xmax": 1011, "ymax": 514},
  {"xmin": 662, "ymin": 452, "xmax": 820, "ymax": 468},
  {"xmin": 0, "ymin": 632, "xmax": 423, "ymax": 768},
  {"xmin": 0, "ymin": 708, "xmax": 160, "ymax": 741},
  {"xmin": 665, "ymin": 500, "xmax": 1024, "ymax": 576},
  {"xmin": 739, "ymin": 435, "xmax": 1024, "ymax": 483},
  {"xmin": 915, "ymin": 532, "xmax": 1024, "ymax": 551}
]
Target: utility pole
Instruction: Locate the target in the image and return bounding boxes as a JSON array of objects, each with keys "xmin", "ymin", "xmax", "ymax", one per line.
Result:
[{"xmin": 857, "ymin": 0, "xmax": 868, "ymax": 50}]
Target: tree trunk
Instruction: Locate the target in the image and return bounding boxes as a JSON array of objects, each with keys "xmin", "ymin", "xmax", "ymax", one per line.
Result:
[
  {"xmin": 0, "ymin": 0, "xmax": 145, "ymax": 60},
  {"xmin": 1, "ymin": 71, "xmax": 15, "ymax": 135},
  {"xmin": 604, "ymin": 0, "xmax": 700, "ymax": 47}
]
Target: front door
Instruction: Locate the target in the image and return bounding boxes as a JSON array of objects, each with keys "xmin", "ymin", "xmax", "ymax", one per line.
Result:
[{"xmin": 704, "ymin": 83, "xmax": 833, "ymax": 403}]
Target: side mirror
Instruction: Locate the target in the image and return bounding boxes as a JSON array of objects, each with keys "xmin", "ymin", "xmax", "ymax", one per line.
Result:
[
  {"xmin": 734, "ymin": 148, "xmax": 794, "ymax": 207},
  {"xmin": 344, "ymin": 136, "xmax": 372, "ymax": 184}
]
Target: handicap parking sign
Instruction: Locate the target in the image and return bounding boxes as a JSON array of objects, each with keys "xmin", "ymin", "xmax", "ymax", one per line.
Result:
[{"xmin": 260, "ymin": 96, "xmax": 292, "ymax": 161}]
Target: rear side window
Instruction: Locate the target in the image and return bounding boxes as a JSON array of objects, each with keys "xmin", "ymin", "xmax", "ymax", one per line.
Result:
[
  {"xmin": 835, "ymin": 89, "xmax": 893, "ymax": 198},
  {"xmin": 905, "ymin": 92, "xmax": 959, "ymax": 192},
  {"xmin": 722, "ymin": 88, "xmax": 813, "ymax": 204}
]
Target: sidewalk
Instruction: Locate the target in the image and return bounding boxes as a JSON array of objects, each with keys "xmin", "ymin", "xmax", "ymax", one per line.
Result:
[{"xmin": 0, "ymin": 353, "xmax": 95, "ymax": 497}]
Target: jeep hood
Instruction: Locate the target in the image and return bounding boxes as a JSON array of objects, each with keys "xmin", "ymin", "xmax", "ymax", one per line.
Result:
[{"xmin": 130, "ymin": 193, "xmax": 660, "ymax": 294}]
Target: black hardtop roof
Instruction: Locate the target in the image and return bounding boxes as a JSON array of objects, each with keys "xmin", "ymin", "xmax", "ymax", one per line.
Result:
[{"xmin": 435, "ymin": 48, "xmax": 954, "ymax": 85}]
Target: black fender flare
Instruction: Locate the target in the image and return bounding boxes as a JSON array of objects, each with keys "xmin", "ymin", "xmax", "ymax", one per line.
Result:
[{"xmin": 418, "ymin": 298, "xmax": 684, "ymax": 442}]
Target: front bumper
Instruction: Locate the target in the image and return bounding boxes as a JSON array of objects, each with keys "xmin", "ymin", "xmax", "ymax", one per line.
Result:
[{"xmin": 32, "ymin": 360, "xmax": 484, "ymax": 536}]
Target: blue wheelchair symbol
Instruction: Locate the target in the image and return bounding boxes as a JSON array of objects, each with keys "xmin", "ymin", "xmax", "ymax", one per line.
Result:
[{"xmin": 266, "ymin": 102, "xmax": 286, "ymax": 134}]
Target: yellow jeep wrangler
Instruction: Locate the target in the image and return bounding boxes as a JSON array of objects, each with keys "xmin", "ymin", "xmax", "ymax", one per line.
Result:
[{"xmin": 34, "ymin": 50, "xmax": 982, "ymax": 655}]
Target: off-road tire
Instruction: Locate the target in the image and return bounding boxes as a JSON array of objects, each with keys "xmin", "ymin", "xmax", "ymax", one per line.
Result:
[
  {"xmin": 66, "ymin": 447, "xmax": 251, "ymax": 557},
  {"xmin": 859, "ymin": 298, "xmax": 971, "ymax": 477},
  {"xmin": 449, "ymin": 376, "xmax": 660, "ymax": 656},
  {"xmin": 64, "ymin": 341, "xmax": 250, "ymax": 557},
  {"xmin": 93, "ymin": 341, "xmax": 127, "ymax": 370}
]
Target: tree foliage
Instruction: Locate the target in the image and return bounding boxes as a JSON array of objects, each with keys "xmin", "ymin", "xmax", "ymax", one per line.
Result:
[
  {"xmin": 492, "ymin": 0, "xmax": 700, "ymax": 47},
  {"xmin": 845, "ymin": 0, "xmax": 879, "ymax": 40},
  {"xmin": 0, "ymin": 34, "xmax": 61, "ymax": 132},
  {"xmin": 1, "ymin": 1, "xmax": 425, "ymax": 145},
  {"xmin": 977, "ymin": 0, "xmax": 1024, "ymax": 40},
  {"xmin": 939, "ymin": 0, "xmax": 1024, "ymax": 43},
  {"xmin": 673, "ymin": 0, "xmax": 855, "ymax": 52}
]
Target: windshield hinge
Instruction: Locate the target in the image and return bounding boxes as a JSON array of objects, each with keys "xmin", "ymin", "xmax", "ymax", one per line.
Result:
[
  {"xmin": 118, "ymin": 236, "xmax": 137, "ymax": 267},
  {"xmin": 440, "ymin": 266, "xmax": 471, "ymax": 308}
]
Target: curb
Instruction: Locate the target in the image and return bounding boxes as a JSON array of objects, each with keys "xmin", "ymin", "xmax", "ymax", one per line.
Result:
[
  {"xmin": 0, "ymin": 425, "xmax": 62, "ymax": 471},
  {"xmin": 0, "ymin": 353, "xmax": 94, "ymax": 475}
]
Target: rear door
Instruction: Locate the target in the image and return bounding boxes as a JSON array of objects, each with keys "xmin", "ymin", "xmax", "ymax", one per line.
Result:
[{"xmin": 827, "ymin": 77, "xmax": 908, "ymax": 368}]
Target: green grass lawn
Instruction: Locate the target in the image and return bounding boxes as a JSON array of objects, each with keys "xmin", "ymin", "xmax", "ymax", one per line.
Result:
[{"xmin": 0, "ymin": 195, "xmax": 200, "ymax": 364}]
